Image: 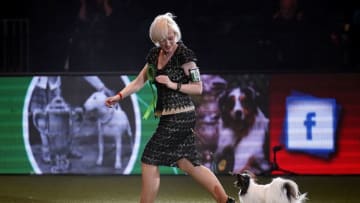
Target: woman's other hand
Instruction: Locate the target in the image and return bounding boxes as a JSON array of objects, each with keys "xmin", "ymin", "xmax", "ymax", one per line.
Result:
[{"xmin": 155, "ymin": 75, "xmax": 173, "ymax": 88}]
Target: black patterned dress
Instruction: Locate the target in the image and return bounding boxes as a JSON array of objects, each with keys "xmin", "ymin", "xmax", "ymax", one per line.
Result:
[{"xmin": 141, "ymin": 42, "xmax": 202, "ymax": 167}]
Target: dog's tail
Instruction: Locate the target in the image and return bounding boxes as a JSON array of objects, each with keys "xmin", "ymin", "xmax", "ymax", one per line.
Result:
[{"xmin": 283, "ymin": 181, "xmax": 307, "ymax": 203}]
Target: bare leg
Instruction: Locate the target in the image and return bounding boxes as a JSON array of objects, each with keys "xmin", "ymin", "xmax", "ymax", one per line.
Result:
[
  {"xmin": 177, "ymin": 158, "xmax": 229, "ymax": 203},
  {"xmin": 140, "ymin": 163, "xmax": 160, "ymax": 203}
]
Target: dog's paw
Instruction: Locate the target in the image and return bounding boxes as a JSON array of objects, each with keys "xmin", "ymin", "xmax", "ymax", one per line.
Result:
[
  {"xmin": 96, "ymin": 158, "xmax": 103, "ymax": 166},
  {"xmin": 115, "ymin": 162, "xmax": 122, "ymax": 169}
]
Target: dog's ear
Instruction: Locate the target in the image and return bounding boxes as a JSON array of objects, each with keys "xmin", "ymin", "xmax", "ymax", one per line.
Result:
[
  {"xmin": 242, "ymin": 87, "xmax": 258, "ymax": 108},
  {"xmin": 102, "ymin": 88, "xmax": 115, "ymax": 97},
  {"xmin": 218, "ymin": 90, "xmax": 228, "ymax": 113},
  {"xmin": 243, "ymin": 170, "xmax": 257, "ymax": 181},
  {"xmin": 218, "ymin": 89, "xmax": 236, "ymax": 123},
  {"xmin": 244, "ymin": 87, "xmax": 257, "ymax": 101}
]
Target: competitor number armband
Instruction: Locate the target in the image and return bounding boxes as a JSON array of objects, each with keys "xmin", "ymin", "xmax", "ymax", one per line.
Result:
[{"xmin": 189, "ymin": 67, "xmax": 201, "ymax": 82}]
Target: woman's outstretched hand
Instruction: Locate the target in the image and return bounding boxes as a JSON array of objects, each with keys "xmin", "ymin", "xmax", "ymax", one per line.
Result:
[{"xmin": 105, "ymin": 95, "xmax": 120, "ymax": 108}]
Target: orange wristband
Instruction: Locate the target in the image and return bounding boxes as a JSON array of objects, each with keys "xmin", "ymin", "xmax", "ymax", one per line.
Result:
[{"xmin": 117, "ymin": 92, "xmax": 123, "ymax": 100}]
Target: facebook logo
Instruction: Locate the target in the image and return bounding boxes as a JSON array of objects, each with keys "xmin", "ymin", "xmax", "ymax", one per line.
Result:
[
  {"xmin": 285, "ymin": 94, "xmax": 340, "ymax": 157},
  {"xmin": 304, "ymin": 112, "xmax": 316, "ymax": 140}
]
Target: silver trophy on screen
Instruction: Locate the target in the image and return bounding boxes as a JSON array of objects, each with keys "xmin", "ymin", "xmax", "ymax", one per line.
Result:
[{"xmin": 33, "ymin": 95, "xmax": 82, "ymax": 173}]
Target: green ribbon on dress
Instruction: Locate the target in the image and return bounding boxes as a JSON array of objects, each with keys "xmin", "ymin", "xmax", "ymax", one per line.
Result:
[{"xmin": 143, "ymin": 64, "xmax": 158, "ymax": 119}]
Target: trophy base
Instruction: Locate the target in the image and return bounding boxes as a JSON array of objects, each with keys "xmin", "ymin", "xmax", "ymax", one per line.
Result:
[{"xmin": 50, "ymin": 154, "xmax": 71, "ymax": 173}]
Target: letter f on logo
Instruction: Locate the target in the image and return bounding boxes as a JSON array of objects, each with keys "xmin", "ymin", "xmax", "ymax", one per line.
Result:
[{"xmin": 304, "ymin": 112, "xmax": 316, "ymax": 140}]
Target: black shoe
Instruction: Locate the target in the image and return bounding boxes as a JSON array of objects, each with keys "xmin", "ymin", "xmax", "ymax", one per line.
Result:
[{"xmin": 226, "ymin": 196, "xmax": 235, "ymax": 203}]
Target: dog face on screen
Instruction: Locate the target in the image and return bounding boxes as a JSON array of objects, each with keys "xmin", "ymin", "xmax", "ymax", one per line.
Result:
[
  {"xmin": 219, "ymin": 87, "xmax": 258, "ymax": 133},
  {"xmin": 215, "ymin": 86, "xmax": 269, "ymax": 174}
]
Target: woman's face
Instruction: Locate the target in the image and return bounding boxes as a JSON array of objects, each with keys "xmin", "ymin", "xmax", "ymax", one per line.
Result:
[{"xmin": 159, "ymin": 29, "xmax": 177, "ymax": 53}]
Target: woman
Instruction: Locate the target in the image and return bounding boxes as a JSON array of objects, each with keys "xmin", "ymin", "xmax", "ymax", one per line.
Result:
[{"xmin": 105, "ymin": 13, "xmax": 235, "ymax": 203}]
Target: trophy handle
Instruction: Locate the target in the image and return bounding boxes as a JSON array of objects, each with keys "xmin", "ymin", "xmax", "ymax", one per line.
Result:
[
  {"xmin": 71, "ymin": 107, "xmax": 83, "ymax": 134},
  {"xmin": 32, "ymin": 108, "xmax": 48, "ymax": 134}
]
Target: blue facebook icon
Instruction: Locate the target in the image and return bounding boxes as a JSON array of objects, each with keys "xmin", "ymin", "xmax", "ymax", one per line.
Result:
[{"xmin": 285, "ymin": 94, "xmax": 340, "ymax": 157}]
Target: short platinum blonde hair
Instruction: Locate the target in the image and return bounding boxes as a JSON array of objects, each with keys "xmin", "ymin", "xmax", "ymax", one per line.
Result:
[{"xmin": 149, "ymin": 12, "xmax": 182, "ymax": 46}]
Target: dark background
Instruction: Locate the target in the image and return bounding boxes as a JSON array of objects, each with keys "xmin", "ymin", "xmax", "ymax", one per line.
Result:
[{"xmin": 1, "ymin": 0, "xmax": 360, "ymax": 73}]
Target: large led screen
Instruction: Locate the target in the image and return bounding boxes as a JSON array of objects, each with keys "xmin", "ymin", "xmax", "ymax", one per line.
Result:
[{"xmin": 1, "ymin": 73, "xmax": 360, "ymax": 175}]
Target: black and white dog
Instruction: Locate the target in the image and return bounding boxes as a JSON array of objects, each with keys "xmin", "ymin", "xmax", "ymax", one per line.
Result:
[{"xmin": 235, "ymin": 172, "xmax": 307, "ymax": 203}]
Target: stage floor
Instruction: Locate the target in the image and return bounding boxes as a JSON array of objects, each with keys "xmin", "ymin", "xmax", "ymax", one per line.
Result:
[{"xmin": 0, "ymin": 175, "xmax": 359, "ymax": 203}]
